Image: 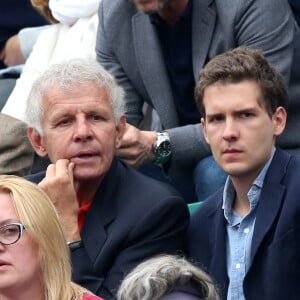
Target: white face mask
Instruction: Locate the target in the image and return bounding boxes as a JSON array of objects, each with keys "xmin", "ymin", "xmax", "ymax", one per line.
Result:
[{"xmin": 49, "ymin": 0, "xmax": 101, "ymax": 25}]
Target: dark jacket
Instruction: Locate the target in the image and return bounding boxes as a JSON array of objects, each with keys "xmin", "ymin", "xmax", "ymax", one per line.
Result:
[
  {"xmin": 289, "ymin": 0, "xmax": 300, "ymax": 25},
  {"xmin": 188, "ymin": 149, "xmax": 300, "ymax": 300},
  {"xmin": 28, "ymin": 159, "xmax": 189, "ymax": 299}
]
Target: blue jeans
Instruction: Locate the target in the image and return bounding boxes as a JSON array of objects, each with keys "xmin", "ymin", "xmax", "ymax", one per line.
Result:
[{"xmin": 193, "ymin": 156, "xmax": 227, "ymax": 202}]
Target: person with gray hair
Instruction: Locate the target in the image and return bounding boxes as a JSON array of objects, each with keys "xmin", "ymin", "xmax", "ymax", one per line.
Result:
[
  {"xmin": 26, "ymin": 58, "xmax": 125, "ymax": 134},
  {"xmin": 117, "ymin": 255, "xmax": 219, "ymax": 300},
  {"xmin": 25, "ymin": 59, "xmax": 189, "ymax": 300}
]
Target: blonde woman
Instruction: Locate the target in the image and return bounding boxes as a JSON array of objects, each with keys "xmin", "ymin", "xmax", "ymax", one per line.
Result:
[{"xmin": 0, "ymin": 175, "xmax": 103, "ymax": 300}]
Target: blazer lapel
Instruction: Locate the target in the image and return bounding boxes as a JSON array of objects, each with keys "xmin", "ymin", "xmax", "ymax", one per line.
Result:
[
  {"xmin": 192, "ymin": 0, "xmax": 216, "ymax": 81},
  {"xmin": 132, "ymin": 12, "xmax": 179, "ymax": 129},
  {"xmin": 81, "ymin": 193, "xmax": 115, "ymax": 264},
  {"xmin": 250, "ymin": 150, "xmax": 290, "ymax": 261},
  {"xmin": 209, "ymin": 204, "xmax": 229, "ymax": 295},
  {"xmin": 81, "ymin": 161, "xmax": 119, "ymax": 264}
]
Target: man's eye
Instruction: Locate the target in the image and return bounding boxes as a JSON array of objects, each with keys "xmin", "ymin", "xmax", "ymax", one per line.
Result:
[
  {"xmin": 57, "ymin": 119, "xmax": 70, "ymax": 126},
  {"xmin": 240, "ymin": 112, "xmax": 253, "ymax": 118},
  {"xmin": 208, "ymin": 115, "xmax": 224, "ymax": 123},
  {"xmin": 90, "ymin": 115, "xmax": 103, "ymax": 121}
]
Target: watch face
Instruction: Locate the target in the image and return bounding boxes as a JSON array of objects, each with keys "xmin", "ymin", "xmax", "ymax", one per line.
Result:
[{"xmin": 158, "ymin": 141, "xmax": 171, "ymax": 157}]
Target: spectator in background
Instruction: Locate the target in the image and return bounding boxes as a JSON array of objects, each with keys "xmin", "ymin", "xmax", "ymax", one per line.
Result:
[
  {"xmin": 0, "ymin": 1, "xmax": 47, "ymax": 69},
  {"xmin": 2, "ymin": 26, "xmax": 47, "ymax": 69},
  {"xmin": 25, "ymin": 59, "xmax": 189, "ymax": 299},
  {"xmin": 0, "ymin": 114, "xmax": 34, "ymax": 176},
  {"xmin": 188, "ymin": 47, "xmax": 300, "ymax": 299},
  {"xmin": 117, "ymin": 255, "xmax": 219, "ymax": 300},
  {"xmin": 0, "ymin": 175, "xmax": 103, "ymax": 300},
  {"xmin": 2, "ymin": 0, "xmax": 100, "ymax": 121},
  {"xmin": 0, "ymin": 0, "xmax": 48, "ymax": 109},
  {"xmin": 96, "ymin": 0, "xmax": 295, "ymax": 203}
]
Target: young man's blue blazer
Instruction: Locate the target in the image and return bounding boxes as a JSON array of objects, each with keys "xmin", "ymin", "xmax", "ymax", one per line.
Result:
[{"xmin": 188, "ymin": 148, "xmax": 300, "ymax": 300}]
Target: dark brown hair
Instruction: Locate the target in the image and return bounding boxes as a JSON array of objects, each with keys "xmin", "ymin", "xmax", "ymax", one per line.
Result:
[{"xmin": 195, "ymin": 47, "xmax": 289, "ymax": 117}]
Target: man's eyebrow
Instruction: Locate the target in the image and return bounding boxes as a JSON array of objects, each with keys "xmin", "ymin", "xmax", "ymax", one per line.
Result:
[
  {"xmin": 205, "ymin": 112, "xmax": 223, "ymax": 118},
  {"xmin": 231, "ymin": 107, "xmax": 260, "ymax": 116},
  {"xmin": 206, "ymin": 106, "xmax": 258, "ymax": 116},
  {"xmin": 48, "ymin": 112, "xmax": 72, "ymax": 121},
  {"xmin": 235, "ymin": 106, "xmax": 257, "ymax": 112}
]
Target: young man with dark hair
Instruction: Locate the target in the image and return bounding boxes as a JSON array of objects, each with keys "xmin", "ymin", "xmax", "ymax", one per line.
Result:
[{"xmin": 188, "ymin": 47, "xmax": 300, "ymax": 300}]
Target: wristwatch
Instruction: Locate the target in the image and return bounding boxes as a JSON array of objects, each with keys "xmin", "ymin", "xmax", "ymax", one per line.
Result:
[
  {"xmin": 152, "ymin": 131, "xmax": 172, "ymax": 164},
  {"xmin": 67, "ymin": 240, "xmax": 82, "ymax": 251}
]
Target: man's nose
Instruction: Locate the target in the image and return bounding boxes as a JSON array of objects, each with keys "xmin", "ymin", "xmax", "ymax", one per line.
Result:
[
  {"xmin": 73, "ymin": 119, "xmax": 93, "ymax": 142},
  {"xmin": 223, "ymin": 119, "xmax": 238, "ymax": 141}
]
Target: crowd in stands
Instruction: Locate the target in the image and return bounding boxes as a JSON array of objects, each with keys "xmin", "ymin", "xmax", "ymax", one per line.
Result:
[{"xmin": 0, "ymin": 0, "xmax": 300, "ymax": 299}]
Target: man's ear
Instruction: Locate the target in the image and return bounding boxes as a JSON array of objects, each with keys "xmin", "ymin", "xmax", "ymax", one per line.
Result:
[
  {"xmin": 273, "ymin": 106, "xmax": 287, "ymax": 136},
  {"xmin": 115, "ymin": 115, "xmax": 126, "ymax": 148},
  {"xmin": 27, "ymin": 127, "xmax": 48, "ymax": 157},
  {"xmin": 201, "ymin": 117, "xmax": 210, "ymax": 144}
]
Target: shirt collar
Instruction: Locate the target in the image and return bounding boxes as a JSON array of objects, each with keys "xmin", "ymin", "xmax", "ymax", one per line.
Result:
[{"xmin": 223, "ymin": 148, "xmax": 276, "ymax": 222}]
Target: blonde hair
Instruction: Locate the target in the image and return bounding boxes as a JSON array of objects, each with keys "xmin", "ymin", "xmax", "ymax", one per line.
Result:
[
  {"xmin": 0, "ymin": 175, "xmax": 80, "ymax": 300},
  {"xmin": 117, "ymin": 254, "xmax": 219, "ymax": 300}
]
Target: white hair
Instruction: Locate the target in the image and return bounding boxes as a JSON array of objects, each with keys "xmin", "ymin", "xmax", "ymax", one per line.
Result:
[{"xmin": 25, "ymin": 59, "xmax": 125, "ymax": 135}]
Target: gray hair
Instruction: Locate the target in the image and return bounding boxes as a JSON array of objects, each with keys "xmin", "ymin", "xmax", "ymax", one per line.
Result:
[
  {"xmin": 25, "ymin": 59, "xmax": 125, "ymax": 134},
  {"xmin": 117, "ymin": 255, "xmax": 219, "ymax": 300}
]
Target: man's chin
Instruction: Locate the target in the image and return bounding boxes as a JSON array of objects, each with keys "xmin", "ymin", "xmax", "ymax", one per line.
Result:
[{"xmin": 73, "ymin": 168, "xmax": 104, "ymax": 183}]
